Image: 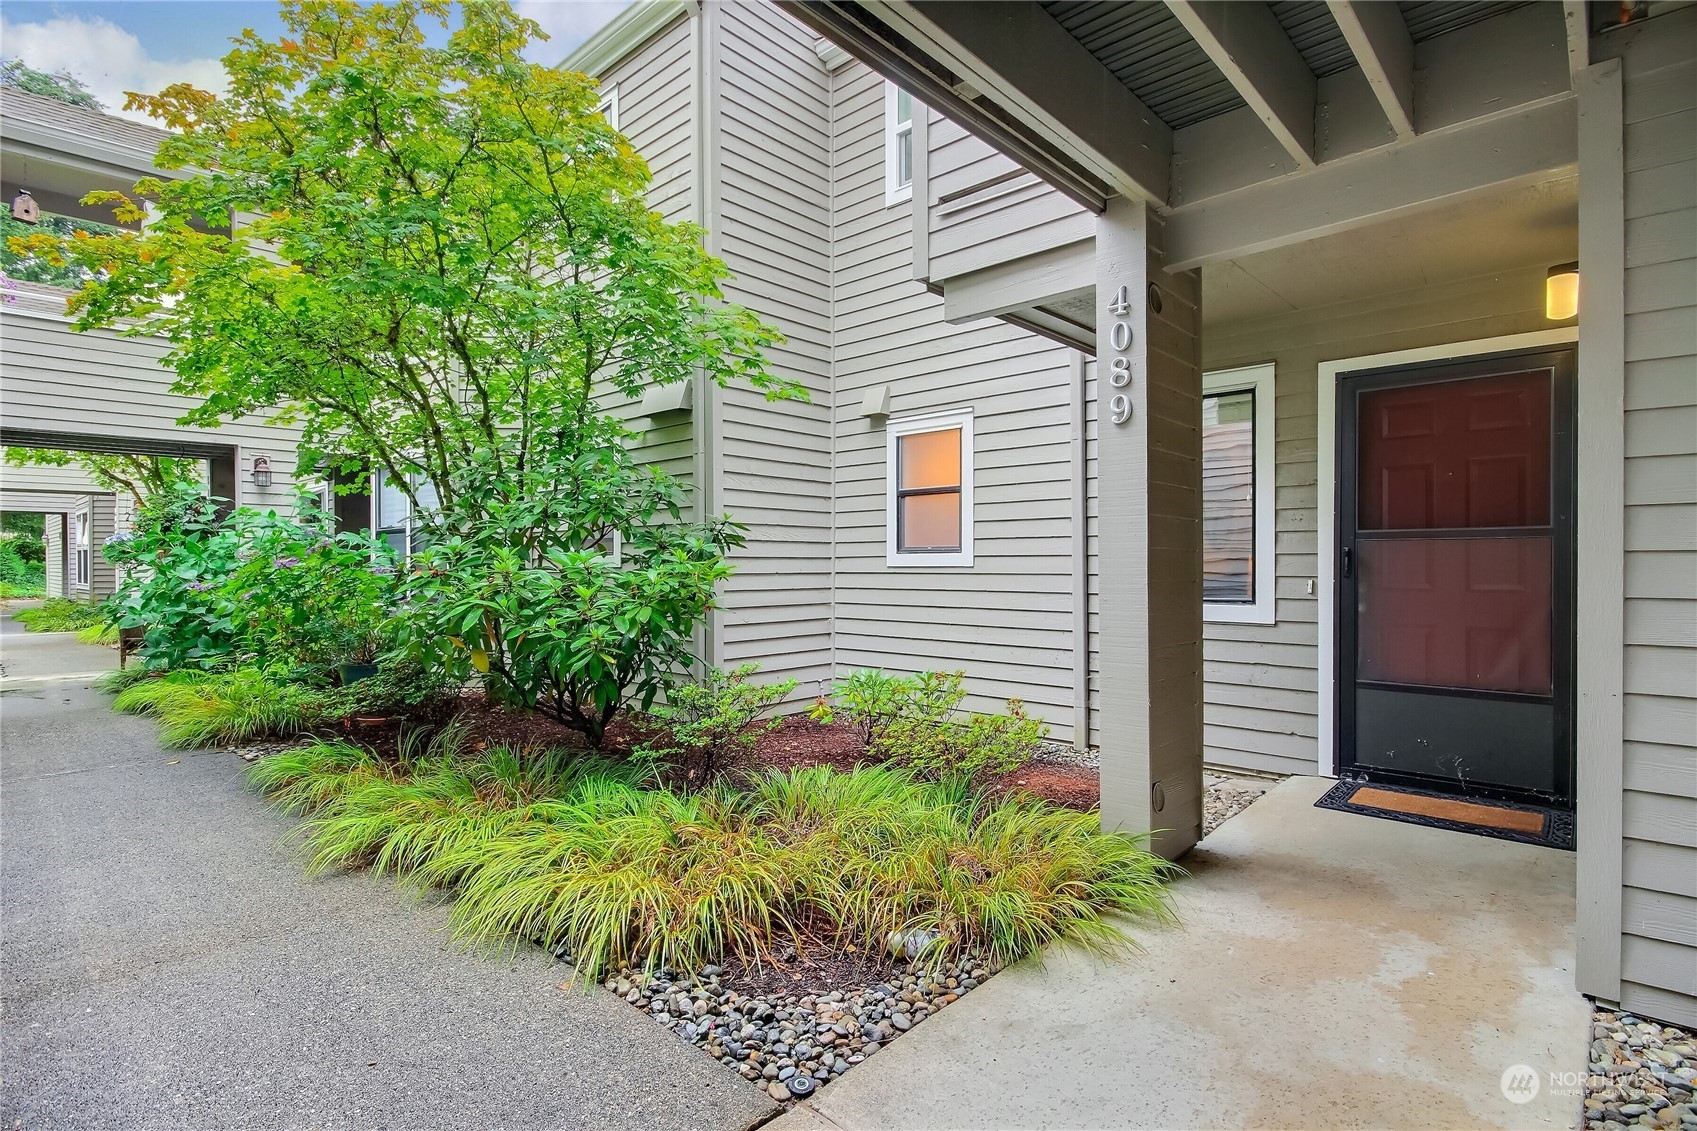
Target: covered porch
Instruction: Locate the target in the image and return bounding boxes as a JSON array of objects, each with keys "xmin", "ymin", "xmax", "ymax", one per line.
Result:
[{"xmin": 782, "ymin": 0, "xmax": 1697, "ymax": 1028}]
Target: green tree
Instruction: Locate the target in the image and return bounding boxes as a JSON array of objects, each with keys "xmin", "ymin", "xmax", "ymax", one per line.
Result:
[
  {"xmin": 3, "ymin": 449, "xmax": 201, "ymax": 510},
  {"xmin": 38, "ymin": 0, "xmax": 795, "ymax": 525},
  {"xmin": 2, "ymin": 214, "xmax": 125, "ymax": 288},
  {"xmin": 0, "ymin": 59, "xmax": 102, "ymax": 110}
]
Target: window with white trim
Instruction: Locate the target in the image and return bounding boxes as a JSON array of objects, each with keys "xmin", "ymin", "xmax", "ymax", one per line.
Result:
[
  {"xmin": 884, "ymin": 81, "xmax": 914, "ymax": 206},
  {"xmin": 1202, "ymin": 363, "xmax": 1276, "ymax": 624},
  {"xmin": 373, "ymin": 471, "xmax": 441, "ymax": 557},
  {"xmin": 886, "ymin": 409, "xmax": 973, "ymax": 567},
  {"xmin": 596, "ymin": 85, "xmax": 619, "ymax": 130}
]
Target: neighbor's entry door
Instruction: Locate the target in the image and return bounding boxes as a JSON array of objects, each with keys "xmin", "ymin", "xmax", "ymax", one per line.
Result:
[{"xmin": 1337, "ymin": 347, "xmax": 1575, "ymax": 806}]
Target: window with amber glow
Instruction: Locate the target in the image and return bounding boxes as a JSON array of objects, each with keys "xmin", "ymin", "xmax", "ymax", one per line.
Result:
[{"xmin": 887, "ymin": 409, "xmax": 974, "ymax": 566}]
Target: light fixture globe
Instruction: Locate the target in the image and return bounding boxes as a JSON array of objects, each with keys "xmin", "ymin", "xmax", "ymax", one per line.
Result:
[{"xmin": 1545, "ymin": 261, "xmax": 1579, "ymax": 321}]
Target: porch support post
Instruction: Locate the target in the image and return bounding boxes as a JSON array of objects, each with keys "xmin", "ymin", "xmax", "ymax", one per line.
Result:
[
  {"xmin": 1573, "ymin": 56, "xmax": 1625, "ymax": 1005},
  {"xmin": 1094, "ymin": 196, "xmax": 1205, "ymax": 860}
]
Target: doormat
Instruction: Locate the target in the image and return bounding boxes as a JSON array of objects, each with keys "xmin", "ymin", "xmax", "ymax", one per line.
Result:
[{"xmin": 1315, "ymin": 780, "xmax": 1574, "ymax": 849}]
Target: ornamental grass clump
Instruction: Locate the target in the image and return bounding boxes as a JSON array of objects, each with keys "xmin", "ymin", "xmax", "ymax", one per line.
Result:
[
  {"xmin": 114, "ymin": 667, "xmax": 331, "ymax": 748},
  {"xmin": 249, "ymin": 749, "xmax": 1178, "ymax": 984},
  {"xmin": 14, "ymin": 598, "xmax": 108, "ymax": 633}
]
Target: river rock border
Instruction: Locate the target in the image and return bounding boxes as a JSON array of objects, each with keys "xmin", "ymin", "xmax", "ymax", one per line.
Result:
[
  {"xmin": 601, "ymin": 954, "xmax": 1001, "ymax": 1103},
  {"xmin": 1586, "ymin": 1008, "xmax": 1695, "ymax": 1130}
]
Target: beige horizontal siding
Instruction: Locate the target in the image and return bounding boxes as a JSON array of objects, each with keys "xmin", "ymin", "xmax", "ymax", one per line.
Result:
[{"xmin": 1610, "ymin": 26, "xmax": 1697, "ymax": 1027}]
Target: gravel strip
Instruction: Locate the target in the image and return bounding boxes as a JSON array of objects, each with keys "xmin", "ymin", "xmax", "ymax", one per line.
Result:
[
  {"xmin": 594, "ymin": 952, "xmax": 1001, "ymax": 1103},
  {"xmin": 1032, "ymin": 742, "xmax": 1099, "ymax": 769},
  {"xmin": 1585, "ymin": 1009, "xmax": 1696, "ymax": 1130},
  {"xmin": 1204, "ymin": 777, "xmax": 1269, "ymax": 835}
]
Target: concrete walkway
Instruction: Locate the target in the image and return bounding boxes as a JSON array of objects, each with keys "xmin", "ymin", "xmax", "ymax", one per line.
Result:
[
  {"xmin": 0, "ymin": 619, "xmax": 778, "ymax": 1131},
  {"xmin": 775, "ymin": 777, "xmax": 1591, "ymax": 1131}
]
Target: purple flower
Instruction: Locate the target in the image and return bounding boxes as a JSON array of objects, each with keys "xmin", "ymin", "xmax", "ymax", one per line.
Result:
[
  {"xmin": 273, "ymin": 555, "xmax": 301, "ymax": 569},
  {"xmin": 186, "ymin": 581, "xmax": 211, "ymax": 592}
]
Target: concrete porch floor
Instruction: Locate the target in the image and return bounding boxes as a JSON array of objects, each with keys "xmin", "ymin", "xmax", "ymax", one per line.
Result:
[{"xmin": 775, "ymin": 776, "xmax": 1590, "ymax": 1130}]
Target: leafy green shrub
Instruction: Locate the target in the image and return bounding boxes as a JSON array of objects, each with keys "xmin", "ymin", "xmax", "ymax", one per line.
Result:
[
  {"xmin": 115, "ymin": 667, "xmax": 332, "ymax": 747},
  {"xmin": 334, "ymin": 658, "xmax": 460, "ymax": 721},
  {"xmin": 227, "ymin": 526, "xmax": 399, "ymax": 669},
  {"xmin": 104, "ymin": 484, "xmax": 403, "ymax": 673},
  {"xmin": 812, "ymin": 669, "xmax": 1045, "ymax": 777},
  {"xmin": 399, "ymin": 423, "xmax": 739, "ymax": 747},
  {"xmin": 808, "ymin": 668, "xmax": 917, "ymax": 746},
  {"xmin": 14, "ymin": 597, "xmax": 108, "ymax": 633},
  {"xmin": 251, "ymin": 751, "xmax": 1176, "ymax": 982},
  {"xmin": 882, "ymin": 696, "xmax": 1046, "ymax": 780},
  {"xmin": 101, "ymin": 485, "xmax": 247, "ymax": 670},
  {"xmin": 641, "ymin": 663, "xmax": 799, "ymax": 782},
  {"xmin": 0, "ymin": 538, "xmax": 45, "ymax": 594}
]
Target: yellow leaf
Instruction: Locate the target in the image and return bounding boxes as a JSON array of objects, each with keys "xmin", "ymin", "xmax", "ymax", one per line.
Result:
[
  {"xmin": 470, "ymin": 649, "xmax": 489, "ymax": 673},
  {"xmin": 448, "ymin": 636, "xmax": 464, "ymax": 649}
]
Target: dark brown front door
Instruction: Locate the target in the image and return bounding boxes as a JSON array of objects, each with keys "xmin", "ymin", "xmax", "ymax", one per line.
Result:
[{"xmin": 1337, "ymin": 347, "xmax": 1575, "ymax": 806}]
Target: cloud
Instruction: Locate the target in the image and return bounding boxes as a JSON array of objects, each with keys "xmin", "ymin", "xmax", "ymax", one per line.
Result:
[
  {"xmin": 514, "ymin": 0, "xmax": 634, "ymax": 66},
  {"xmin": 0, "ymin": 13, "xmax": 226, "ymax": 124}
]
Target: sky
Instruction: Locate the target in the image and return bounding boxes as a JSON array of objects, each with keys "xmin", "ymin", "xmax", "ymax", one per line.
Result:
[{"xmin": 1, "ymin": 0, "xmax": 632, "ymax": 122}]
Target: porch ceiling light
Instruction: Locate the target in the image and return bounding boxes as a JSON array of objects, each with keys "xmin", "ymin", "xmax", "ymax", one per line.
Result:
[{"xmin": 1546, "ymin": 262, "xmax": 1579, "ymax": 321}]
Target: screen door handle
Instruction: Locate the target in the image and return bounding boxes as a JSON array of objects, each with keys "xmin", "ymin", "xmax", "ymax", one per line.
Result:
[{"xmin": 1341, "ymin": 545, "xmax": 1353, "ymax": 578}]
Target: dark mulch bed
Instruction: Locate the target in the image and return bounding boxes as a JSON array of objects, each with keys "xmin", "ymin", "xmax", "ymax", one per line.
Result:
[
  {"xmin": 731, "ymin": 716, "xmax": 870, "ymax": 774},
  {"xmin": 320, "ymin": 703, "xmax": 1105, "ymax": 811},
  {"xmin": 714, "ymin": 937, "xmax": 898, "ymax": 1000},
  {"xmin": 990, "ymin": 761, "xmax": 1101, "ymax": 811}
]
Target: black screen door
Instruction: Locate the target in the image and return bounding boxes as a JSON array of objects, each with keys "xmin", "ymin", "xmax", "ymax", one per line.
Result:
[{"xmin": 1337, "ymin": 347, "xmax": 1575, "ymax": 806}]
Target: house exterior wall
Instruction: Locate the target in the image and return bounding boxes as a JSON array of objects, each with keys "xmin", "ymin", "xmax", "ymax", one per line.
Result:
[
  {"xmin": 589, "ymin": 4, "xmax": 1087, "ymax": 727},
  {"xmin": 826, "ymin": 60, "xmax": 1083, "ymax": 729},
  {"xmin": 1592, "ymin": 12, "xmax": 1697, "ymax": 1029},
  {"xmin": 65, "ymin": 493, "xmax": 118, "ymax": 599},
  {"xmin": 710, "ymin": 1, "xmax": 836, "ymax": 694},
  {"xmin": 601, "ymin": 12, "xmax": 701, "ymax": 495},
  {"xmin": 922, "ymin": 113, "xmax": 1092, "ymax": 286},
  {"xmin": 43, "ymin": 513, "xmax": 64, "ymax": 599},
  {"xmin": 0, "ymin": 300, "xmax": 304, "ymax": 514}
]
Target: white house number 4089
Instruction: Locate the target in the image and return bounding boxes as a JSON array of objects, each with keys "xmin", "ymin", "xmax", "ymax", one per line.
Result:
[{"xmin": 1107, "ymin": 284, "xmax": 1133, "ymax": 425}]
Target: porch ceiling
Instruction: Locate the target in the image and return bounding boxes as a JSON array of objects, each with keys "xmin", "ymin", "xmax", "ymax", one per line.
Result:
[
  {"xmin": 1203, "ymin": 174, "xmax": 1578, "ymax": 326},
  {"xmin": 789, "ymin": 0, "xmax": 1580, "ymax": 264}
]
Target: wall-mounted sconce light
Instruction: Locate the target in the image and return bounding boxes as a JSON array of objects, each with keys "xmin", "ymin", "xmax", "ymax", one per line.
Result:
[
  {"xmin": 11, "ymin": 190, "xmax": 39, "ymax": 224},
  {"xmin": 1546, "ymin": 261, "xmax": 1579, "ymax": 320},
  {"xmin": 251, "ymin": 455, "xmax": 273, "ymax": 488}
]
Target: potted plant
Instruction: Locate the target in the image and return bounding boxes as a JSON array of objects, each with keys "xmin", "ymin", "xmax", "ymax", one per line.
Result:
[{"xmin": 336, "ymin": 629, "xmax": 384, "ymax": 686}]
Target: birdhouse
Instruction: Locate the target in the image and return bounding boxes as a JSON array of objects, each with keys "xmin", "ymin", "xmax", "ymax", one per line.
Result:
[{"xmin": 11, "ymin": 191, "xmax": 40, "ymax": 224}]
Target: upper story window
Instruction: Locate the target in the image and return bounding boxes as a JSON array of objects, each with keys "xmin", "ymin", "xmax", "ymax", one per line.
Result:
[
  {"xmin": 886, "ymin": 409, "xmax": 974, "ymax": 567},
  {"xmin": 597, "ymin": 85, "xmax": 620, "ymax": 130},
  {"xmin": 885, "ymin": 81, "xmax": 914, "ymax": 206},
  {"xmin": 1202, "ymin": 363, "xmax": 1276, "ymax": 624}
]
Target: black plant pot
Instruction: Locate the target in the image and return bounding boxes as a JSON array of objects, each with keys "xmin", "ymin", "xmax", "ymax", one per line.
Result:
[{"xmin": 337, "ymin": 662, "xmax": 379, "ymax": 686}]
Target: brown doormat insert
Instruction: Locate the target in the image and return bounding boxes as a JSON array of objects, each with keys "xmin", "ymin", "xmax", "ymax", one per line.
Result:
[{"xmin": 1315, "ymin": 780, "xmax": 1574, "ymax": 849}]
